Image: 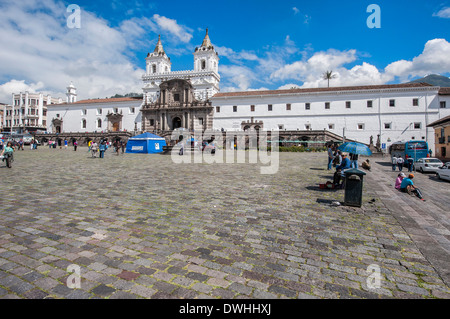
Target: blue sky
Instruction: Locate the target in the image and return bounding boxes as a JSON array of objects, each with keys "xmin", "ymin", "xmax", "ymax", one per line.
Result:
[{"xmin": 0, "ymin": 0, "xmax": 449, "ymax": 102}]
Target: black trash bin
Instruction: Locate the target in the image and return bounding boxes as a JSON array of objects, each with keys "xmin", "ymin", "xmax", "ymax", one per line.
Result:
[{"xmin": 344, "ymin": 168, "xmax": 366, "ymax": 207}]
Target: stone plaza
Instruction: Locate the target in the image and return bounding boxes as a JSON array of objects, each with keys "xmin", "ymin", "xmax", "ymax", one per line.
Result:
[{"xmin": 0, "ymin": 147, "xmax": 449, "ymax": 299}]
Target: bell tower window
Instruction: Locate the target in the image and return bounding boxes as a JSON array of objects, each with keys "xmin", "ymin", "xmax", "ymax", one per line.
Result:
[
  {"xmin": 152, "ymin": 65, "xmax": 156, "ymax": 73},
  {"xmin": 201, "ymin": 60, "xmax": 206, "ymax": 70}
]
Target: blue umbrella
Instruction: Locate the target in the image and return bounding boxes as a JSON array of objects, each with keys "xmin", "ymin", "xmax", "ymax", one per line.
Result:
[{"xmin": 338, "ymin": 142, "xmax": 372, "ymax": 156}]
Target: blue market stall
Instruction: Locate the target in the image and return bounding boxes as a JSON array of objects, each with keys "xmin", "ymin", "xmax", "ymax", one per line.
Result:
[{"xmin": 125, "ymin": 132, "xmax": 166, "ymax": 154}]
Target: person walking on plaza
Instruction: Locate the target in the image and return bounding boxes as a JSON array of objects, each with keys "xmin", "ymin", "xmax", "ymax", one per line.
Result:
[
  {"xmin": 99, "ymin": 141, "xmax": 107, "ymax": 158},
  {"xmin": 1, "ymin": 141, "xmax": 14, "ymax": 167},
  {"xmin": 406, "ymin": 156, "xmax": 414, "ymax": 172},
  {"xmin": 391, "ymin": 155, "xmax": 398, "ymax": 171},
  {"xmin": 327, "ymin": 144, "xmax": 334, "ymax": 170},
  {"xmin": 113, "ymin": 140, "xmax": 120, "ymax": 156},
  {"xmin": 121, "ymin": 140, "xmax": 125, "ymax": 154},
  {"xmin": 88, "ymin": 140, "xmax": 92, "ymax": 153},
  {"xmin": 399, "ymin": 174, "xmax": 425, "ymax": 201},
  {"xmin": 90, "ymin": 141, "xmax": 99, "ymax": 158},
  {"xmin": 64, "ymin": 139, "xmax": 68, "ymax": 150},
  {"xmin": 73, "ymin": 140, "xmax": 78, "ymax": 151},
  {"xmin": 18, "ymin": 139, "xmax": 24, "ymax": 151},
  {"xmin": 397, "ymin": 156, "xmax": 404, "ymax": 171}
]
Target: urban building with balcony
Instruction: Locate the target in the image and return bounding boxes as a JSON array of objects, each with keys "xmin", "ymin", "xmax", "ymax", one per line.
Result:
[{"xmin": 2, "ymin": 91, "xmax": 64, "ymax": 133}]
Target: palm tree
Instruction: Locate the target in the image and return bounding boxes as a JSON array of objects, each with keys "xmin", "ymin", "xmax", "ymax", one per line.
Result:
[{"xmin": 322, "ymin": 70, "xmax": 337, "ymax": 87}]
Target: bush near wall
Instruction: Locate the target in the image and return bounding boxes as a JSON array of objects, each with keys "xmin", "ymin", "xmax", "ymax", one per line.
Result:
[{"xmin": 268, "ymin": 146, "xmax": 327, "ymax": 152}]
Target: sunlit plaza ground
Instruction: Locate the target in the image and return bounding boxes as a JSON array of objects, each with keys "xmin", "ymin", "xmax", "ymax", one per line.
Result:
[{"xmin": 0, "ymin": 147, "xmax": 449, "ymax": 299}]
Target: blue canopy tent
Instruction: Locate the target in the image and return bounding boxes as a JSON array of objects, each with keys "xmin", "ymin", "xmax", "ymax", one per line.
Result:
[{"xmin": 125, "ymin": 132, "xmax": 166, "ymax": 154}]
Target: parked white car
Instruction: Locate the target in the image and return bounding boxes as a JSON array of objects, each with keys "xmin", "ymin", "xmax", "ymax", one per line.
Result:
[
  {"xmin": 436, "ymin": 164, "xmax": 450, "ymax": 181},
  {"xmin": 415, "ymin": 157, "xmax": 443, "ymax": 173}
]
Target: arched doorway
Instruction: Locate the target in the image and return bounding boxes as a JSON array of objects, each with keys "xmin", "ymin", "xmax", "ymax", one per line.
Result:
[
  {"xmin": 172, "ymin": 117, "xmax": 182, "ymax": 129},
  {"xmin": 56, "ymin": 126, "xmax": 61, "ymax": 133},
  {"xmin": 112, "ymin": 122, "xmax": 120, "ymax": 132}
]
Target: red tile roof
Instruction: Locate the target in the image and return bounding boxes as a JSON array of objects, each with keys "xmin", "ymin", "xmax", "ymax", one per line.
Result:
[
  {"xmin": 428, "ymin": 115, "xmax": 450, "ymax": 127},
  {"xmin": 212, "ymin": 82, "xmax": 435, "ymax": 98},
  {"xmin": 439, "ymin": 87, "xmax": 450, "ymax": 95},
  {"xmin": 55, "ymin": 96, "xmax": 142, "ymax": 106}
]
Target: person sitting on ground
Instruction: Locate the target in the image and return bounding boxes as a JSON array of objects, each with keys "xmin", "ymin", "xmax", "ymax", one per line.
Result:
[
  {"xmin": 395, "ymin": 172, "xmax": 406, "ymax": 189},
  {"xmin": 361, "ymin": 159, "xmax": 371, "ymax": 171},
  {"xmin": 399, "ymin": 174, "xmax": 425, "ymax": 201}
]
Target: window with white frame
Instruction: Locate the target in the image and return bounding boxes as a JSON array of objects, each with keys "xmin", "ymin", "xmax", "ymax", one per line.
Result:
[
  {"xmin": 328, "ymin": 124, "xmax": 335, "ymax": 130},
  {"xmin": 414, "ymin": 122, "xmax": 421, "ymax": 129},
  {"xmin": 357, "ymin": 123, "xmax": 365, "ymax": 130},
  {"xmin": 384, "ymin": 123, "xmax": 391, "ymax": 129}
]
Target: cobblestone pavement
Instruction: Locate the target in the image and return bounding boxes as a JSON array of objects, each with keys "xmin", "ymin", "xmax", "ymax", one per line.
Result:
[{"xmin": 0, "ymin": 147, "xmax": 449, "ymax": 299}]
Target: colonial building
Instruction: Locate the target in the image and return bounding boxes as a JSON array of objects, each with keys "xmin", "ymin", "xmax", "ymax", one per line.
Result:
[
  {"xmin": 29, "ymin": 28, "xmax": 450, "ymax": 153},
  {"xmin": 142, "ymin": 29, "xmax": 220, "ymax": 104},
  {"xmin": 46, "ymin": 96, "xmax": 142, "ymax": 134},
  {"xmin": 2, "ymin": 92, "xmax": 63, "ymax": 133},
  {"xmin": 428, "ymin": 115, "xmax": 450, "ymax": 161},
  {"xmin": 211, "ymin": 84, "xmax": 450, "ymax": 152},
  {"xmin": 141, "ymin": 79, "xmax": 213, "ymax": 133},
  {"xmin": 428, "ymin": 88, "xmax": 450, "ymax": 161},
  {"xmin": 0, "ymin": 104, "xmax": 5, "ymax": 130}
]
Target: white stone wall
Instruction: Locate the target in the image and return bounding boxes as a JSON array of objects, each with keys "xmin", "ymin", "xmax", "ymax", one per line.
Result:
[
  {"xmin": 46, "ymin": 100, "xmax": 143, "ymax": 133},
  {"xmin": 211, "ymin": 87, "xmax": 442, "ymax": 152}
]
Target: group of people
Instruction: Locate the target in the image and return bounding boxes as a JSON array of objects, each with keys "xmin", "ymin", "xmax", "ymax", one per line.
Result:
[
  {"xmin": 395, "ymin": 172, "xmax": 425, "ymax": 201},
  {"xmin": 391, "ymin": 155, "xmax": 414, "ymax": 172},
  {"xmin": 88, "ymin": 139, "xmax": 126, "ymax": 158},
  {"xmin": 327, "ymin": 145, "xmax": 365, "ymax": 170}
]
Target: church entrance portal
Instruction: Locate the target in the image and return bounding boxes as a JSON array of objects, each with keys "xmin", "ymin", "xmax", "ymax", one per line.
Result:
[{"xmin": 172, "ymin": 117, "xmax": 182, "ymax": 129}]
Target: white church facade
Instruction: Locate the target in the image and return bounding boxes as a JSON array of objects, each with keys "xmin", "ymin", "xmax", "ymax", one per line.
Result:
[{"xmin": 29, "ymin": 29, "xmax": 450, "ymax": 152}]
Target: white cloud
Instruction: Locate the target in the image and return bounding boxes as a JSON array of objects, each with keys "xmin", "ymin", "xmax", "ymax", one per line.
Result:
[
  {"xmin": 152, "ymin": 14, "xmax": 193, "ymax": 43},
  {"xmin": 0, "ymin": 80, "xmax": 46, "ymax": 103},
  {"xmin": 433, "ymin": 7, "xmax": 450, "ymax": 18},
  {"xmin": 0, "ymin": 0, "xmax": 195, "ymax": 103},
  {"xmin": 219, "ymin": 65, "xmax": 257, "ymax": 91},
  {"xmin": 270, "ymin": 49, "xmax": 357, "ymax": 82},
  {"xmin": 384, "ymin": 38, "xmax": 450, "ymax": 81},
  {"xmin": 292, "ymin": 7, "xmax": 299, "ymax": 15},
  {"xmin": 215, "ymin": 46, "xmax": 259, "ymax": 64},
  {"xmin": 268, "ymin": 38, "xmax": 450, "ymax": 88}
]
